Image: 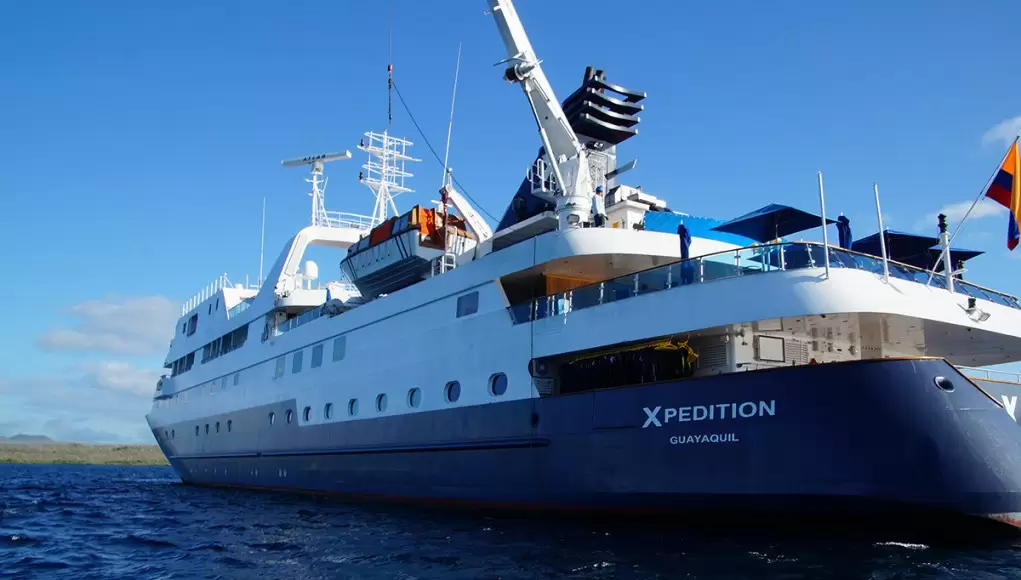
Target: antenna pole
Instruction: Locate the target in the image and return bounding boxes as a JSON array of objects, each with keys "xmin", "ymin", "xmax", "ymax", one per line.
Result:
[
  {"xmin": 387, "ymin": 0, "xmax": 393, "ymax": 125},
  {"xmin": 873, "ymin": 182, "xmax": 890, "ymax": 283},
  {"xmin": 817, "ymin": 171, "xmax": 831, "ymax": 279},
  {"xmin": 259, "ymin": 197, "xmax": 266, "ymax": 286},
  {"xmin": 441, "ymin": 43, "xmax": 462, "ymax": 188}
]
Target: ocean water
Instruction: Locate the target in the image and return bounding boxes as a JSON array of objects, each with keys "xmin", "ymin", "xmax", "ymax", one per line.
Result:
[{"xmin": 2, "ymin": 465, "xmax": 1021, "ymax": 579}]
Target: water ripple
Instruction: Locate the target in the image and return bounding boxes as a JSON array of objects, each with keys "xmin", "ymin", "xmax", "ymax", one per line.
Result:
[{"xmin": 3, "ymin": 465, "xmax": 1021, "ymax": 579}]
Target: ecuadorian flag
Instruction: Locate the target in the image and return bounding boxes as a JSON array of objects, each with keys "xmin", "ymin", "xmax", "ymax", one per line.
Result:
[{"xmin": 985, "ymin": 141, "xmax": 1021, "ymax": 250}]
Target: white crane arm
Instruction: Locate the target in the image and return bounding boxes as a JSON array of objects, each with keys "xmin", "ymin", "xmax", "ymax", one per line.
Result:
[
  {"xmin": 441, "ymin": 184, "xmax": 493, "ymax": 242},
  {"xmin": 486, "ymin": 0, "xmax": 594, "ymax": 228}
]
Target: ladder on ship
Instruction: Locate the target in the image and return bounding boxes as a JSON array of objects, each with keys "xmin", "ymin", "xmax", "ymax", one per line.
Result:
[{"xmin": 433, "ymin": 230, "xmax": 458, "ymax": 276}]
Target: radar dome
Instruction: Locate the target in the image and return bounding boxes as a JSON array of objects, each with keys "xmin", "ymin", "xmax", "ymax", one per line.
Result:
[{"xmin": 304, "ymin": 260, "xmax": 319, "ymax": 281}]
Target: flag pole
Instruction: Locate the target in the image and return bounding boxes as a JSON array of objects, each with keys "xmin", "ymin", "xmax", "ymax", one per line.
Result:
[
  {"xmin": 925, "ymin": 136, "xmax": 1018, "ymax": 287},
  {"xmin": 873, "ymin": 182, "xmax": 890, "ymax": 283},
  {"xmin": 817, "ymin": 171, "xmax": 831, "ymax": 279},
  {"xmin": 259, "ymin": 197, "xmax": 266, "ymax": 287}
]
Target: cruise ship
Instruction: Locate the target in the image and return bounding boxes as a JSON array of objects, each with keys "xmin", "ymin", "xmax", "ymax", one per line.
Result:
[{"xmin": 147, "ymin": 0, "xmax": 1021, "ymax": 532}]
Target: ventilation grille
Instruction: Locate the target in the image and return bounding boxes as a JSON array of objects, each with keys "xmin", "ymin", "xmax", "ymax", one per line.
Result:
[
  {"xmin": 785, "ymin": 338, "xmax": 809, "ymax": 365},
  {"xmin": 699, "ymin": 343, "xmax": 729, "ymax": 369}
]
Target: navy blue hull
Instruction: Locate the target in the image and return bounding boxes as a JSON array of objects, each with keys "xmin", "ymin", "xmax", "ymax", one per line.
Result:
[
  {"xmin": 972, "ymin": 377, "xmax": 1021, "ymax": 425},
  {"xmin": 149, "ymin": 359, "xmax": 1021, "ymax": 531}
]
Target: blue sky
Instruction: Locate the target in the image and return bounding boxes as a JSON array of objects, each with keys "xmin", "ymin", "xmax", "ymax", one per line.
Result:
[{"xmin": 1, "ymin": 0, "xmax": 1020, "ymax": 442}]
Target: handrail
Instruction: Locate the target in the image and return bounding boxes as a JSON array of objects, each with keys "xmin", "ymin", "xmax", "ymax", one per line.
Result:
[
  {"xmin": 958, "ymin": 366, "xmax": 1021, "ymax": 384},
  {"xmin": 227, "ymin": 297, "xmax": 255, "ymax": 319},
  {"xmin": 507, "ymin": 241, "xmax": 1020, "ymax": 325},
  {"xmin": 181, "ymin": 273, "xmax": 231, "ymax": 315},
  {"xmin": 322, "ymin": 210, "xmax": 377, "ymax": 232}
]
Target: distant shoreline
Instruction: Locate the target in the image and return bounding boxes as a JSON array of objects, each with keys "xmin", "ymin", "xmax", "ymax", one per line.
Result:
[{"xmin": 0, "ymin": 442, "xmax": 169, "ymax": 466}]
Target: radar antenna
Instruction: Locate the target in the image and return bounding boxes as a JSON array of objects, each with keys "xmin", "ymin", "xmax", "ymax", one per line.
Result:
[
  {"xmin": 281, "ymin": 150, "xmax": 353, "ymax": 228},
  {"xmin": 358, "ymin": 131, "xmax": 421, "ymax": 225}
]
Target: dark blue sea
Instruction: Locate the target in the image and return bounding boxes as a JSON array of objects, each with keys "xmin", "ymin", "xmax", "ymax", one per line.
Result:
[{"xmin": 3, "ymin": 465, "xmax": 1021, "ymax": 579}]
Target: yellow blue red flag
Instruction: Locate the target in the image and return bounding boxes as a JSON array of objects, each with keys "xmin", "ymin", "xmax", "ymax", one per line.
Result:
[{"xmin": 984, "ymin": 141, "xmax": 1021, "ymax": 250}]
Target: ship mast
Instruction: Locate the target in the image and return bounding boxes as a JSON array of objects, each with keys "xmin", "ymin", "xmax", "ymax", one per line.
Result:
[
  {"xmin": 485, "ymin": 0, "xmax": 595, "ymax": 230},
  {"xmin": 358, "ymin": 131, "xmax": 420, "ymax": 226}
]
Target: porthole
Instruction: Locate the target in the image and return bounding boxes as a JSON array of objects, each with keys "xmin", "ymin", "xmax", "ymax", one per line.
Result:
[
  {"xmin": 934, "ymin": 376, "xmax": 955, "ymax": 392},
  {"xmin": 445, "ymin": 381, "xmax": 461, "ymax": 403},
  {"xmin": 407, "ymin": 388, "xmax": 422, "ymax": 408},
  {"xmin": 489, "ymin": 373, "xmax": 508, "ymax": 397},
  {"xmin": 348, "ymin": 398, "xmax": 359, "ymax": 416},
  {"xmin": 195, "ymin": 425, "xmax": 199, "ymax": 436},
  {"xmin": 205, "ymin": 424, "xmax": 209, "ymax": 435},
  {"xmin": 215, "ymin": 421, "xmax": 220, "ymax": 434},
  {"xmin": 376, "ymin": 393, "xmax": 388, "ymax": 412},
  {"xmin": 303, "ymin": 406, "xmax": 311, "ymax": 422},
  {"xmin": 325, "ymin": 403, "xmax": 334, "ymax": 419},
  {"xmin": 286, "ymin": 409, "xmax": 294, "ymax": 424},
  {"xmin": 269, "ymin": 412, "xmax": 276, "ymax": 426},
  {"xmin": 226, "ymin": 420, "xmax": 232, "ymax": 432},
  {"xmin": 171, "ymin": 429, "xmax": 175, "ymax": 439}
]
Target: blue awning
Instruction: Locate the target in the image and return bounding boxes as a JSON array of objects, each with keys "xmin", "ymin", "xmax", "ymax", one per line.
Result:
[
  {"xmin": 851, "ymin": 230, "xmax": 939, "ymax": 263},
  {"xmin": 850, "ymin": 229, "xmax": 983, "ymax": 271},
  {"xmin": 710, "ymin": 203, "xmax": 836, "ymax": 243},
  {"xmin": 902, "ymin": 246, "xmax": 985, "ymax": 272}
]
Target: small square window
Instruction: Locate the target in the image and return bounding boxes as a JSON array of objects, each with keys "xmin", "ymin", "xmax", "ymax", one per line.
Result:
[
  {"xmin": 311, "ymin": 344, "xmax": 324, "ymax": 368},
  {"xmin": 292, "ymin": 350, "xmax": 303, "ymax": 373},
  {"xmin": 456, "ymin": 292, "xmax": 478, "ymax": 317},
  {"xmin": 332, "ymin": 336, "xmax": 346, "ymax": 361},
  {"xmin": 233, "ymin": 373, "xmax": 240, "ymax": 386}
]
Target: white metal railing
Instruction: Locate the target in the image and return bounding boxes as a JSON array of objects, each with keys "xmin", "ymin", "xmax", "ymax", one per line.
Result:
[
  {"xmin": 959, "ymin": 366, "xmax": 1021, "ymax": 384},
  {"xmin": 322, "ymin": 210, "xmax": 378, "ymax": 232},
  {"xmin": 508, "ymin": 242, "xmax": 1021, "ymax": 325},
  {"xmin": 182, "ymin": 273, "xmax": 231, "ymax": 315},
  {"xmin": 227, "ymin": 297, "xmax": 255, "ymax": 319}
]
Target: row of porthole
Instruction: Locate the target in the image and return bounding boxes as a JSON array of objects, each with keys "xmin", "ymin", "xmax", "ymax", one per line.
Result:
[
  {"xmin": 166, "ymin": 375, "xmax": 512, "ymax": 438},
  {"xmin": 192, "ymin": 419, "xmax": 234, "ymax": 437},
  {"xmin": 265, "ymin": 373, "xmax": 510, "ymax": 427},
  {"xmin": 162, "ymin": 417, "xmax": 234, "ymax": 441}
]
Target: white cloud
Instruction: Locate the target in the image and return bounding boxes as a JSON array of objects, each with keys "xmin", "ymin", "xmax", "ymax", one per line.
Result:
[
  {"xmin": 983, "ymin": 115, "xmax": 1021, "ymax": 148},
  {"xmin": 37, "ymin": 295, "xmax": 178, "ymax": 356},
  {"xmin": 914, "ymin": 199, "xmax": 1005, "ymax": 232},
  {"xmin": 0, "ymin": 361, "xmax": 158, "ymax": 443},
  {"xmin": 78, "ymin": 361, "xmax": 162, "ymax": 397}
]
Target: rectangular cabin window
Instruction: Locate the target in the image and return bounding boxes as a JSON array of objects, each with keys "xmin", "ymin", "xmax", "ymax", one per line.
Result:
[
  {"xmin": 456, "ymin": 292, "xmax": 479, "ymax": 317},
  {"xmin": 332, "ymin": 336, "xmax": 346, "ymax": 361},
  {"xmin": 186, "ymin": 313, "xmax": 198, "ymax": 336},
  {"xmin": 292, "ymin": 350, "xmax": 303, "ymax": 374},
  {"xmin": 185, "ymin": 352, "xmax": 195, "ymax": 370},
  {"xmin": 311, "ymin": 344, "xmax": 324, "ymax": 368},
  {"xmin": 220, "ymin": 376, "xmax": 227, "ymax": 390},
  {"xmin": 232, "ymin": 325, "xmax": 248, "ymax": 349},
  {"xmin": 274, "ymin": 356, "xmax": 285, "ymax": 379},
  {"xmin": 233, "ymin": 373, "xmax": 239, "ymax": 386}
]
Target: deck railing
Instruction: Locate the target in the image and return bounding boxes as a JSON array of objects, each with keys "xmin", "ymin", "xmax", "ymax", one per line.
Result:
[
  {"xmin": 508, "ymin": 241, "xmax": 1020, "ymax": 325},
  {"xmin": 321, "ymin": 210, "xmax": 377, "ymax": 232},
  {"xmin": 959, "ymin": 366, "xmax": 1021, "ymax": 384},
  {"xmin": 227, "ymin": 296, "xmax": 255, "ymax": 319}
]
